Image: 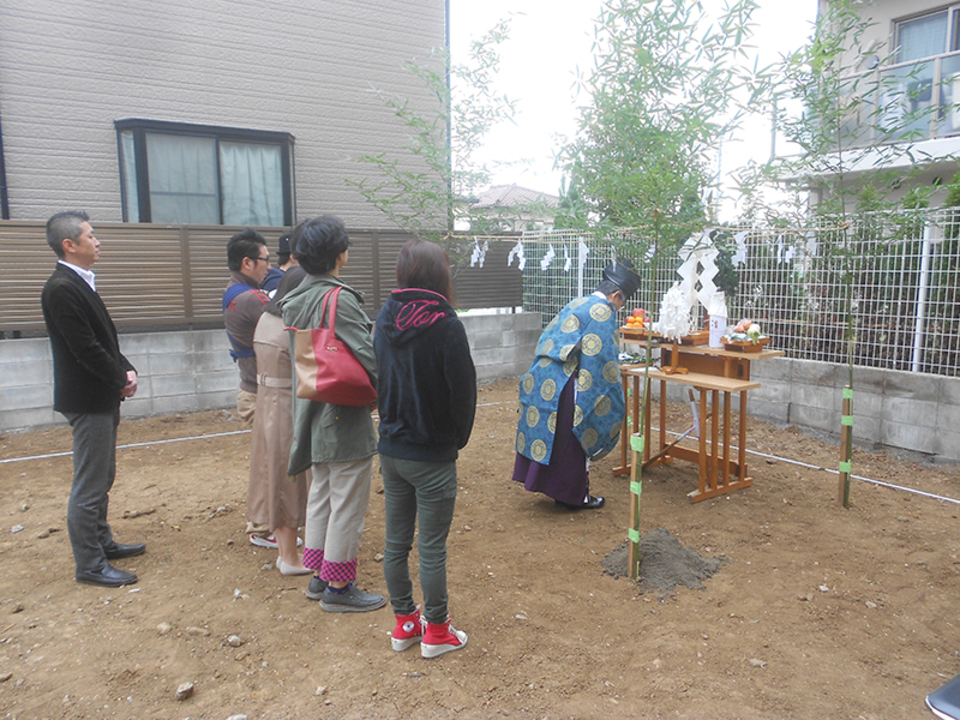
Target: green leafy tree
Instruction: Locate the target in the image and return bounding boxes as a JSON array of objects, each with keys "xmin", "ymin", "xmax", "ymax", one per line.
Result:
[
  {"xmin": 346, "ymin": 21, "xmax": 516, "ymax": 262},
  {"xmin": 559, "ymin": 0, "xmax": 760, "ymax": 252},
  {"xmin": 738, "ymin": 0, "xmax": 951, "ymax": 505}
]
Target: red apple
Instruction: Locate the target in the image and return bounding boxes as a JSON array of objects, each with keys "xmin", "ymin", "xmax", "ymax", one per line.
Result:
[{"xmin": 632, "ymin": 308, "xmax": 645, "ymax": 318}]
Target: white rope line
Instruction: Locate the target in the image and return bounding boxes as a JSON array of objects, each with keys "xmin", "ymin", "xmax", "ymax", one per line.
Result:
[
  {"xmin": 0, "ymin": 401, "xmax": 506, "ymax": 466},
  {"xmin": 655, "ymin": 428, "xmax": 960, "ymax": 506},
  {"xmin": 0, "ymin": 429, "xmax": 253, "ymax": 465},
  {"xmin": 3, "ymin": 402, "xmax": 956, "ymax": 506}
]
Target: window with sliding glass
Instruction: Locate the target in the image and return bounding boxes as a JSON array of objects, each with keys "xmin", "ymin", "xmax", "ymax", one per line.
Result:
[{"xmin": 115, "ymin": 119, "xmax": 295, "ymax": 226}]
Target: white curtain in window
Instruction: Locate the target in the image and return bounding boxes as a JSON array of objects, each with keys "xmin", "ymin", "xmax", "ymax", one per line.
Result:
[
  {"xmin": 146, "ymin": 133, "xmax": 220, "ymax": 224},
  {"xmin": 119, "ymin": 130, "xmax": 140, "ymax": 222},
  {"xmin": 219, "ymin": 142, "xmax": 284, "ymax": 226},
  {"xmin": 898, "ymin": 11, "xmax": 948, "ymax": 63}
]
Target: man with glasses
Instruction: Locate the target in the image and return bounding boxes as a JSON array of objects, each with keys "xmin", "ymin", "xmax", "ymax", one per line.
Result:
[{"xmin": 224, "ymin": 229, "xmax": 271, "ymax": 426}]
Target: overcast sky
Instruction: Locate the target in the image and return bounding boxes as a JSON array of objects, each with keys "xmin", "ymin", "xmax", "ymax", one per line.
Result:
[{"xmin": 448, "ymin": 1, "xmax": 820, "ymax": 199}]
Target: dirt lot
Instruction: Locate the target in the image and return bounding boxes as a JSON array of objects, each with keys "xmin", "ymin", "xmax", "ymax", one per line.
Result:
[{"xmin": 2, "ymin": 378, "xmax": 960, "ymax": 720}]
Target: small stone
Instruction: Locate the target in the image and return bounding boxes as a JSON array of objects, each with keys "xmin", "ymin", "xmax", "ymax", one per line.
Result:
[
  {"xmin": 37, "ymin": 529, "xmax": 50, "ymax": 539},
  {"xmin": 798, "ymin": 593, "xmax": 812, "ymax": 602},
  {"xmin": 749, "ymin": 658, "xmax": 767, "ymax": 668},
  {"xmin": 185, "ymin": 626, "xmax": 210, "ymax": 636},
  {"xmin": 157, "ymin": 622, "xmax": 173, "ymax": 636},
  {"xmin": 226, "ymin": 539, "xmax": 235, "ymax": 546},
  {"xmin": 227, "ymin": 635, "xmax": 243, "ymax": 647},
  {"xmin": 226, "ymin": 715, "xmax": 248, "ymax": 720},
  {"xmin": 463, "ymin": 525, "xmax": 473, "ymax": 532},
  {"xmin": 315, "ymin": 685, "xmax": 327, "ymax": 696},
  {"xmin": 819, "ymin": 585, "xmax": 829, "ymax": 593},
  {"xmin": 175, "ymin": 681, "xmax": 195, "ymax": 700},
  {"xmin": 11, "ymin": 602, "xmax": 24, "ymax": 614},
  {"xmin": 865, "ymin": 600, "xmax": 878, "ymax": 609},
  {"xmin": 0, "ymin": 672, "xmax": 12, "ymax": 682},
  {"xmin": 20, "ymin": 502, "xmax": 29, "ymax": 512},
  {"xmin": 10, "ymin": 525, "xmax": 24, "ymax": 534},
  {"xmin": 374, "ymin": 553, "xmax": 384, "ymax": 562}
]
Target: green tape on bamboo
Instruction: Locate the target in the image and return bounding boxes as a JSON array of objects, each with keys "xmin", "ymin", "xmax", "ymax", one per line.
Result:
[
  {"xmin": 628, "ymin": 528, "xmax": 641, "ymax": 543},
  {"xmin": 630, "ymin": 435, "xmax": 644, "ymax": 453},
  {"xmin": 630, "ymin": 481, "xmax": 642, "ymax": 496},
  {"xmin": 841, "ymin": 415, "xmax": 853, "ymax": 426},
  {"xmin": 843, "ymin": 387, "xmax": 853, "ymax": 399},
  {"xmin": 839, "ymin": 461, "xmax": 852, "ymax": 473}
]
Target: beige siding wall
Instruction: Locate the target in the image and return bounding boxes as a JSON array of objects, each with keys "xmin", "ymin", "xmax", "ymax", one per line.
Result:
[
  {"xmin": 822, "ymin": 0, "xmax": 948, "ymax": 70},
  {"xmin": 0, "ymin": 0, "xmax": 445, "ymax": 224}
]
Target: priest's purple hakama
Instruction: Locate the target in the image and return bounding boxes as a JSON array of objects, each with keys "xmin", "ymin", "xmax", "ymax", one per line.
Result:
[{"xmin": 512, "ymin": 375, "xmax": 588, "ymax": 506}]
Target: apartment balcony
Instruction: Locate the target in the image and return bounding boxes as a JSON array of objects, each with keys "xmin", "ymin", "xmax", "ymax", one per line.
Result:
[{"xmin": 839, "ymin": 51, "xmax": 960, "ymax": 150}]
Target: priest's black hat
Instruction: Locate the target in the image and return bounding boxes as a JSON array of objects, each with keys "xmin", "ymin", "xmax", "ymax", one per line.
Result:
[{"xmin": 602, "ymin": 257, "xmax": 641, "ymax": 299}]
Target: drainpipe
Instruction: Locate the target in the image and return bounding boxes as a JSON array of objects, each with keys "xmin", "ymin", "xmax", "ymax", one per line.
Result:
[{"xmin": 0, "ymin": 106, "xmax": 9, "ymax": 219}]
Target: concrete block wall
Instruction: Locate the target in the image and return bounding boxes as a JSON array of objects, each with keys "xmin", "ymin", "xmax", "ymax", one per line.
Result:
[
  {"xmin": 9, "ymin": 317, "xmax": 955, "ymax": 464},
  {"xmin": 0, "ymin": 312, "xmax": 542, "ymax": 433}
]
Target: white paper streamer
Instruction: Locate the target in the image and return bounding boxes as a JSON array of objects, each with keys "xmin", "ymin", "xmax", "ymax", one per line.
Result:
[
  {"xmin": 732, "ymin": 231, "xmax": 748, "ymax": 266},
  {"xmin": 507, "ymin": 240, "xmax": 525, "ymax": 268},
  {"xmin": 540, "ymin": 244, "xmax": 556, "ymax": 271},
  {"xmin": 578, "ymin": 241, "xmax": 589, "ymax": 270},
  {"xmin": 563, "ymin": 246, "xmax": 571, "ymax": 272},
  {"xmin": 469, "ymin": 238, "xmax": 489, "ymax": 268}
]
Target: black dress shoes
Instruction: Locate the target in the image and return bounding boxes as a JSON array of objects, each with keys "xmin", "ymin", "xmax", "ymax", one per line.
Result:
[
  {"xmin": 555, "ymin": 495, "xmax": 605, "ymax": 510},
  {"xmin": 76, "ymin": 564, "xmax": 138, "ymax": 587},
  {"xmin": 103, "ymin": 542, "xmax": 146, "ymax": 560},
  {"xmin": 581, "ymin": 495, "xmax": 605, "ymax": 509}
]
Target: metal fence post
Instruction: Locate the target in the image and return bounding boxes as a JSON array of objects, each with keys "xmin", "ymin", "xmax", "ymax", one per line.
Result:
[{"xmin": 910, "ymin": 220, "xmax": 933, "ymax": 373}]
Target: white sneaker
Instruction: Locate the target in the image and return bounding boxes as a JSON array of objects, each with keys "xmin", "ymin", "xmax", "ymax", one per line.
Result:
[{"xmin": 249, "ymin": 534, "xmax": 302, "ymax": 549}]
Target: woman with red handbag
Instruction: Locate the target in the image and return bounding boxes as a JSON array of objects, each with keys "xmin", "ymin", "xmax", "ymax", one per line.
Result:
[
  {"xmin": 374, "ymin": 240, "xmax": 477, "ymax": 657},
  {"xmin": 278, "ymin": 216, "xmax": 386, "ymax": 613}
]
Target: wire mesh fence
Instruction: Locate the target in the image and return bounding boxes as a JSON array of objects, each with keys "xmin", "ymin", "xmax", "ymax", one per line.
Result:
[{"xmin": 512, "ymin": 209, "xmax": 960, "ymax": 377}]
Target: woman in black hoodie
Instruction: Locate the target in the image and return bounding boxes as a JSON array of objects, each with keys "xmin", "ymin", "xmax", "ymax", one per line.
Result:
[{"xmin": 374, "ymin": 239, "xmax": 477, "ymax": 659}]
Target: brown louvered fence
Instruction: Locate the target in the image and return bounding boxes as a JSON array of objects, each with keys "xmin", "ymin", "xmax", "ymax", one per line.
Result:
[{"xmin": 0, "ymin": 221, "xmax": 523, "ymax": 336}]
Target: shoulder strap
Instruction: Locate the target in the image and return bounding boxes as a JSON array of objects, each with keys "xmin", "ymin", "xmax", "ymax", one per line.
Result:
[
  {"xmin": 319, "ymin": 287, "xmax": 342, "ymax": 332},
  {"xmin": 222, "ymin": 283, "xmax": 259, "ymax": 361},
  {"xmin": 222, "ymin": 282, "xmax": 254, "ymax": 312}
]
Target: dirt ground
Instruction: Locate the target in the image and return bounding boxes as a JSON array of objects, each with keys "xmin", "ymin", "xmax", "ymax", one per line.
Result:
[{"xmin": 2, "ymin": 378, "xmax": 960, "ymax": 720}]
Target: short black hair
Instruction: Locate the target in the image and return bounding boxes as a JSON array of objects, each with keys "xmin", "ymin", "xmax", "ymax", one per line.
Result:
[
  {"xmin": 596, "ymin": 279, "xmax": 621, "ymax": 297},
  {"xmin": 226, "ymin": 229, "xmax": 268, "ymax": 272},
  {"xmin": 46, "ymin": 210, "xmax": 90, "ymax": 258},
  {"xmin": 292, "ymin": 216, "xmax": 350, "ymax": 276}
]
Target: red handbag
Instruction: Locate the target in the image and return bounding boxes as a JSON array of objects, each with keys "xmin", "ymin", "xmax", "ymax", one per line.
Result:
[{"xmin": 290, "ymin": 287, "xmax": 377, "ymax": 406}]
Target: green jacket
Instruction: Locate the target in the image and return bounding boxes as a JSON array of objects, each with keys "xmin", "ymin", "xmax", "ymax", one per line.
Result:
[{"xmin": 278, "ymin": 273, "xmax": 378, "ymax": 474}]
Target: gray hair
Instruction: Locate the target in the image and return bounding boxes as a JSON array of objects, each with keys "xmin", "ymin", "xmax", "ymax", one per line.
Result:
[{"xmin": 46, "ymin": 210, "xmax": 90, "ymax": 258}]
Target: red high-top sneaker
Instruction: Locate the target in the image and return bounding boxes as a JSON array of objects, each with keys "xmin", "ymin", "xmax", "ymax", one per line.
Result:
[
  {"xmin": 391, "ymin": 609, "xmax": 424, "ymax": 652},
  {"xmin": 421, "ymin": 618, "xmax": 467, "ymax": 659}
]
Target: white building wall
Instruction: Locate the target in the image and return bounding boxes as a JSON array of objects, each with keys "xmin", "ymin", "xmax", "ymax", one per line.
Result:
[{"xmin": 0, "ymin": 0, "xmax": 445, "ymax": 225}]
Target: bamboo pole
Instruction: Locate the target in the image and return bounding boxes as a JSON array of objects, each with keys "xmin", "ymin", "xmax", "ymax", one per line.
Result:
[
  {"xmin": 627, "ymin": 431, "xmax": 642, "ymax": 579},
  {"xmin": 839, "ymin": 385, "xmax": 853, "ymax": 507}
]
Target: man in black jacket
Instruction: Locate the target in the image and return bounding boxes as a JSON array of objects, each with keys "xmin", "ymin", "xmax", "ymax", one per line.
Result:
[{"xmin": 41, "ymin": 211, "xmax": 144, "ymax": 587}]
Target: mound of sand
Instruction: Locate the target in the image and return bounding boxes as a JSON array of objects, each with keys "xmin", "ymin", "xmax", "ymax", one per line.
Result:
[{"xmin": 602, "ymin": 527, "xmax": 724, "ymax": 596}]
